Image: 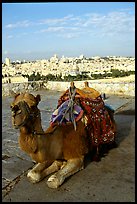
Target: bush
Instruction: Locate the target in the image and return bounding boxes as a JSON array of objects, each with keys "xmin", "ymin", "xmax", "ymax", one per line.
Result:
[
  {"xmin": 90, "ymin": 69, "xmax": 134, "ymax": 80},
  {"xmin": 22, "ymin": 69, "xmax": 135, "ymax": 81}
]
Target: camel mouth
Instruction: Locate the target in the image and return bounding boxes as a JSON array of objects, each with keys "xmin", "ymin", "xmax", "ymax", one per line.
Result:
[
  {"xmin": 12, "ymin": 120, "xmax": 27, "ymax": 129},
  {"xmin": 12, "ymin": 118, "xmax": 21, "ymax": 129},
  {"xmin": 13, "ymin": 124, "xmax": 20, "ymax": 129},
  {"xmin": 12, "ymin": 114, "xmax": 29, "ymax": 129}
]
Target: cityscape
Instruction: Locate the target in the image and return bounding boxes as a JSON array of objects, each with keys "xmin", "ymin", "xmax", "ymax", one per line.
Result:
[
  {"xmin": 2, "ymin": 54, "xmax": 135, "ymax": 84},
  {"xmin": 2, "ymin": 3, "xmax": 135, "ymax": 84}
]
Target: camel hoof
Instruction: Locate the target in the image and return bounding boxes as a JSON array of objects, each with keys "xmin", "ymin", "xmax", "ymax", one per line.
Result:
[
  {"xmin": 47, "ymin": 174, "xmax": 64, "ymax": 188},
  {"xmin": 27, "ymin": 170, "xmax": 41, "ymax": 183}
]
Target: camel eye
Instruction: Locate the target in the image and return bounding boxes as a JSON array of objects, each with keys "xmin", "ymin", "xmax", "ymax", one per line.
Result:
[
  {"xmin": 11, "ymin": 105, "xmax": 19, "ymax": 112},
  {"xmin": 10, "ymin": 103, "xmax": 14, "ymax": 109},
  {"xmin": 10, "ymin": 105, "xmax": 13, "ymax": 109}
]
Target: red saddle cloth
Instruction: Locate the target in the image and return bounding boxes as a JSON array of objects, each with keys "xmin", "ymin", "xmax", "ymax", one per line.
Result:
[
  {"xmin": 57, "ymin": 88, "xmax": 116, "ymax": 147},
  {"xmin": 50, "ymin": 99, "xmax": 84, "ymax": 125},
  {"xmin": 79, "ymin": 96, "xmax": 115, "ymax": 146}
]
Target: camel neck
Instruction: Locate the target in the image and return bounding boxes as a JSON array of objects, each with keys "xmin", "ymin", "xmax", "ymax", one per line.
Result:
[
  {"xmin": 20, "ymin": 111, "xmax": 44, "ymax": 135},
  {"xmin": 32, "ymin": 116, "xmax": 44, "ymax": 135}
]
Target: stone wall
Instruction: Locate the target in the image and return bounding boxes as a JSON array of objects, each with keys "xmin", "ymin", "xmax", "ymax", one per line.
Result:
[
  {"xmin": 2, "ymin": 76, "xmax": 28, "ymax": 84},
  {"xmin": 2, "ymin": 81, "xmax": 44, "ymax": 97},
  {"xmin": 2, "ymin": 80, "xmax": 135, "ymax": 97}
]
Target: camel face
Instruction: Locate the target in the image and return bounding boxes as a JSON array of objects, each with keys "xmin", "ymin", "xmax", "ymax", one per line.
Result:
[
  {"xmin": 10, "ymin": 93, "xmax": 41, "ymax": 129},
  {"xmin": 11, "ymin": 100, "xmax": 30, "ymax": 129}
]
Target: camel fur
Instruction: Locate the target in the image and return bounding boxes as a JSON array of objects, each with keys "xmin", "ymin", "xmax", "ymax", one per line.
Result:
[{"xmin": 10, "ymin": 82, "xmax": 116, "ymax": 188}]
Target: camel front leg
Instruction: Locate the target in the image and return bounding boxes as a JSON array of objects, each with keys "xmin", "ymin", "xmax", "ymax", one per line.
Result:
[
  {"xmin": 27, "ymin": 160, "xmax": 64, "ymax": 183},
  {"xmin": 47, "ymin": 156, "xmax": 84, "ymax": 188}
]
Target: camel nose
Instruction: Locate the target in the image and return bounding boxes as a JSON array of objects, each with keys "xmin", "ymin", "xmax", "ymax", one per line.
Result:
[
  {"xmin": 10, "ymin": 104, "xmax": 14, "ymax": 109},
  {"xmin": 12, "ymin": 111, "xmax": 16, "ymax": 117}
]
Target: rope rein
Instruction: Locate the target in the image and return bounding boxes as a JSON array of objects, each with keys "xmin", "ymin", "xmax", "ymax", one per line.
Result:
[{"xmin": 59, "ymin": 86, "xmax": 77, "ymax": 131}]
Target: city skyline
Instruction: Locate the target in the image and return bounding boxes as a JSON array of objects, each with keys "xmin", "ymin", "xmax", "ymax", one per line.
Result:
[{"xmin": 2, "ymin": 2, "xmax": 135, "ymax": 61}]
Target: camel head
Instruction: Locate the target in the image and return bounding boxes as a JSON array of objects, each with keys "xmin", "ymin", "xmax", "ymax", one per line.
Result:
[{"xmin": 10, "ymin": 92, "xmax": 41, "ymax": 129}]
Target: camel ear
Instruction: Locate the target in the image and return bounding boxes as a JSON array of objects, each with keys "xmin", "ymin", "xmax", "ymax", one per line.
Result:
[
  {"xmin": 35, "ymin": 94, "xmax": 41, "ymax": 105},
  {"xmin": 9, "ymin": 90, "xmax": 20, "ymax": 98},
  {"xmin": 15, "ymin": 93, "xmax": 20, "ymax": 98}
]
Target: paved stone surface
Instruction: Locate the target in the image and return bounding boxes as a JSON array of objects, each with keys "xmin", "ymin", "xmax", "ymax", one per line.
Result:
[{"xmin": 2, "ymin": 90, "xmax": 135, "ymax": 202}]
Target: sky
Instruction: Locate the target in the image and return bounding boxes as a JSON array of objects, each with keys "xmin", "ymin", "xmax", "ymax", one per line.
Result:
[{"xmin": 2, "ymin": 2, "xmax": 135, "ymax": 61}]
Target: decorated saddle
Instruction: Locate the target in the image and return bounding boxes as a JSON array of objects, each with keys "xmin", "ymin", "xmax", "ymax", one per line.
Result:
[
  {"xmin": 50, "ymin": 81, "xmax": 116, "ymax": 148},
  {"xmin": 51, "ymin": 100, "xmax": 84, "ymax": 125}
]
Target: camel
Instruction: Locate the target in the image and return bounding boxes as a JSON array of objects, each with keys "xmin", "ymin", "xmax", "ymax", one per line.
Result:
[{"xmin": 10, "ymin": 81, "xmax": 116, "ymax": 188}]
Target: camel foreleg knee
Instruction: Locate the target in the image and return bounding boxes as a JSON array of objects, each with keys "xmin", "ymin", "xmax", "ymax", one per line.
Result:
[
  {"xmin": 40, "ymin": 160, "xmax": 65, "ymax": 179},
  {"xmin": 27, "ymin": 161, "xmax": 53, "ymax": 183},
  {"xmin": 47, "ymin": 157, "xmax": 84, "ymax": 188}
]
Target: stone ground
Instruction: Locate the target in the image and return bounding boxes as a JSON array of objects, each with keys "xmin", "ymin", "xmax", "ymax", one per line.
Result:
[{"xmin": 2, "ymin": 90, "xmax": 135, "ymax": 202}]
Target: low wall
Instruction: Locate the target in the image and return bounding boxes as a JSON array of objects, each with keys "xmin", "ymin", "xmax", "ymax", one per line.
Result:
[
  {"xmin": 2, "ymin": 81, "xmax": 44, "ymax": 97},
  {"xmin": 2, "ymin": 80, "xmax": 135, "ymax": 97}
]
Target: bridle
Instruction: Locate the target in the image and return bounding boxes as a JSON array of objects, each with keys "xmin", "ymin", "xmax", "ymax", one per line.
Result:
[{"xmin": 11, "ymin": 100, "xmax": 44, "ymax": 135}]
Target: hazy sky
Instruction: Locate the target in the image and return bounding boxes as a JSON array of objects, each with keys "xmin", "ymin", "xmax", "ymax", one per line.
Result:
[{"xmin": 2, "ymin": 2, "xmax": 135, "ymax": 61}]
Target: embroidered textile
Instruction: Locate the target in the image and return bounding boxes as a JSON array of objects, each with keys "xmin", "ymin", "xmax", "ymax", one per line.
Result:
[
  {"xmin": 51, "ymin": 100, "xmax": 84, "ymax": 125},
  {"xmin": 79, "ymin": 96, "xmax": 115, "ymax": 146},
  {"xmin": 52, "ymin": 87, "xmax": 115, "ymax": 147}
]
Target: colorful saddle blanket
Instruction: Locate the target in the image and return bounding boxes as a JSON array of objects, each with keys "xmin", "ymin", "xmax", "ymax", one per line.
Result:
[
  {"xmin": 51, "ymin": 100, "xmax": 84, "ymax": 125},
  {"xmin": 55, "ymin": 87, "xmax": 116, "ymax": 147}
]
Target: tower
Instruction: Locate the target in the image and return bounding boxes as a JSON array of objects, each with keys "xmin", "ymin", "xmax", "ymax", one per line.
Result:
[{"xmin": 5, "ymin": 57, "xmax": 10, "ymax": 66}]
